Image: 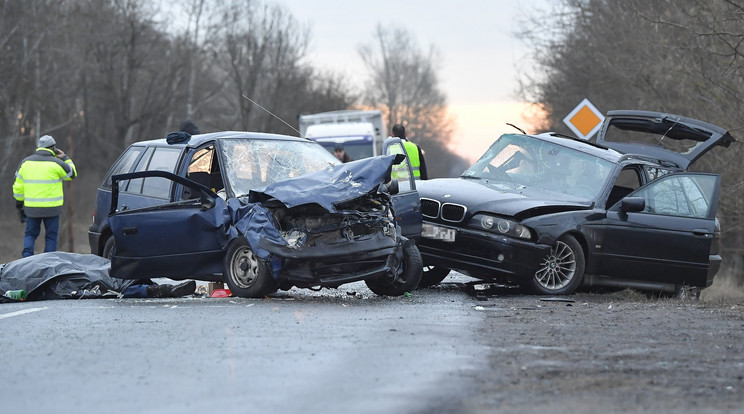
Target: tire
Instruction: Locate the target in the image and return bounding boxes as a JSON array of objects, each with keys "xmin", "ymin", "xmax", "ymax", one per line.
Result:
[
  {"xmin": 528, "ymin": 234, "xmax": 585, "ymax": 295},
  {"xmin": 102, "ymin": 235, "xmax": 116, "ymax": 260},
  {"xmin": 223, "ymin": 237, "xmax": 279, "ymax": 298},
  {"xmin": 365, "ymin": 240, "xmax": 423, "ymax": 296},
  {"xmin": 418, "ymin": 266, "xmax": 450, "ymax": 288}
]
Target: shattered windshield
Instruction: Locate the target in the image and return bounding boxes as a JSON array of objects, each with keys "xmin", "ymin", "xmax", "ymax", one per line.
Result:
[
  {"xmin": 221, "ymin": 138, "xmax": 339, "ymax": 197},
  {"xmin": 463, "ymin": 134, "xmax": 614, "ymax": 200}
]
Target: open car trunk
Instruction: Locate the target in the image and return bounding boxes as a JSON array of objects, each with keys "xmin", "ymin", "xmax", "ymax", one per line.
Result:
[{"xmin": 595, "ymin": 110, "xmax": 736, "ymax": 170}]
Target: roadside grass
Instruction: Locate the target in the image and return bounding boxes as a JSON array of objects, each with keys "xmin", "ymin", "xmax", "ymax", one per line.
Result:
[{"xmin": 700, "ymin": 271, "xmax": 744, "ymax": 304}]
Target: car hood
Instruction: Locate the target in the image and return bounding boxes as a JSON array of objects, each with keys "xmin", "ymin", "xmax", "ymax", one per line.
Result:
[
  {"xmin": 417, "ymin": 178, "xmax": 593, "ymax": 219},
  {"xmin": 596, "ymin": 110, "xmax": 736, "ymax": 169},
  {"xmin": 248, "ymin": 154, "xmax": 398, "ymax": 212}
]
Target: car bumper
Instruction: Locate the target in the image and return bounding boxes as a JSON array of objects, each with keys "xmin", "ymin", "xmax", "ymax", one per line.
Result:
[
  {"xmin": 418, "ymin": 223, "xmax": 550, "ymax": 280},
  {"xmin": 88, "ymin": 227, "xmax": 101, "ymax": 255},
  {"xmin": 259, "ymin": 232, "xmax": 402, "ymax": 286},
  {"xmin": 706, "ymin": 254, "xmax": 722, "ymax": 287},
  {"xmin": 259, "ymin": 231, "xmax": 398, "ymax": 260}
]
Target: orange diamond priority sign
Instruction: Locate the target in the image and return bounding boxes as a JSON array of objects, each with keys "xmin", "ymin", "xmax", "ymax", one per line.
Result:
[{"xmin": 563, "ymin": 98, "xmax": 605, "ymax": 140}]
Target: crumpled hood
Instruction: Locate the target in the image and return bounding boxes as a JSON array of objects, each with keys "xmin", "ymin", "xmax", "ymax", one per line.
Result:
[
  {"xmin": 249, "ymin": 154, "xmax": 397, "ymax": 212},
  {"xmin": 417, "ymin": 178, "xmax": 592, "ymax": 218}
]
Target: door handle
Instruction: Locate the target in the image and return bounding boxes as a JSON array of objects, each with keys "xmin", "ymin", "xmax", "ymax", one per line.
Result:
[
  {"xmin": 122, "ymin": 226, "xmax": 138, "ymax": 235},
  {"xmin": 691, "ymin": 229, "xmax": 711, "ymax": 237}
]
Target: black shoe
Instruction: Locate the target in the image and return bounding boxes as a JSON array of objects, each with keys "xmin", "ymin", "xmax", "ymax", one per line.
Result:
[{"xmin": 168, "ymin": 280, "xmax": 196, "ymax": 297}]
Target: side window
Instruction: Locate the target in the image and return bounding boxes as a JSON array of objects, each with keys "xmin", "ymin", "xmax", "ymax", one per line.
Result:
[
  {"xmin": 101, "ymin": 146, "xmax": 143, "ymax": 190},
  {"xmin": 606, "ymin": 166, "xmax": 642, "ymax": 208},
  {"xmin": 185, "ymin": 145, "xmax": 224, "ymax": 198},
  {"xmin": 124, "ymin": 147, "xmax": 155, "ymax": 194},
  {"xmin": 141, "ymin": 148, "xmax": 182, "ymax": 198},
  {"xmin": 386, "ymin": 142, "xmax": 414, "ymax": 192},
  {"xmin": 633, "ymin": 174, "xmax": 716, "ymax": 218}
]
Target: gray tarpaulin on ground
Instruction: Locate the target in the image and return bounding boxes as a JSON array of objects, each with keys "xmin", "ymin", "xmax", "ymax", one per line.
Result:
[{"xmin": 0, "ymin": 252, "xmax": 134, "ymax": 301}]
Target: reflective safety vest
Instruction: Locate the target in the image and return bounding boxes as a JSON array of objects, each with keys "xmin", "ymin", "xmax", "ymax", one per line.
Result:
[
  {"xmin": 13, "ymin": 147, "xmax": 77, "ymax": 217},
  {"xmin": 403, "ymin": 140, "xmax": 422, "ymax": 179}
]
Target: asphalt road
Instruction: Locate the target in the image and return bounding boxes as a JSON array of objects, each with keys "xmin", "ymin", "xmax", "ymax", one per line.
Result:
[
  {"xmin": 0, "ymin": 278, "xmax": 487, "ymax": 414},
  {"xmin": 4, "ymin": 274, "xmax": 744, "ymax": 414}
]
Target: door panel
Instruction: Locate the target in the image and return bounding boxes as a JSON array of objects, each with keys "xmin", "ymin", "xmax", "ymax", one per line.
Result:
[
  {"xmin": 109, "ymin": 171, "xmax": 229, "ymax": 279},
  {"xmin": 383, "ymin": 138, "xmax": 422, "ymax": 239},
  {"xmin": 597, "ymin": 173, "xmax": 720, "ymax": 286}
]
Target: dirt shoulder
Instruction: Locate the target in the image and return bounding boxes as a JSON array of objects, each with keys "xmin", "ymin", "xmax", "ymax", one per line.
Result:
[{"xmin": 459, "ymin": 287, "xmax": 744, "ymax": 414}]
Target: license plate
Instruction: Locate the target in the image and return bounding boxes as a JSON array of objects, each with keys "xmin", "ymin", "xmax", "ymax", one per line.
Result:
[{"xmin": 422, "ymin": 223, "xmax": 456, "ymax": 242}]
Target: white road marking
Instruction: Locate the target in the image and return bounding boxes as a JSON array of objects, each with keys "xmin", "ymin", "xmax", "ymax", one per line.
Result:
[{"xmin": 0, "ymin": 307, "xmax": 48, "ymax": 320}]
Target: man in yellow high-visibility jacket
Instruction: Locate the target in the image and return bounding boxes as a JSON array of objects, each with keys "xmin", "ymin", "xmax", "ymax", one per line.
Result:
[
  {"xmin": 392, "ymin": 124, "xmax": 428, "ymax": 180},
  {"xmin": 13, "ymin": 135, "xmax": 78, "ymax": 257}
]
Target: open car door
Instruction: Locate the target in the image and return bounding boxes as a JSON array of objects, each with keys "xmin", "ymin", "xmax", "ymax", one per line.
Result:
[
  {"xmin": 383, "ymin": 137, "xmax": 422, "ymax": 239},
  {"xmin": 595, "ymin": 110, "xmax": 736, "ymax": 170},
  {"xmin": 598, "ymin": 172, "xmax": 722, "ymax": 288},
  {"xmin": 108, "ymin": 171, "xmax": 229, "ymax": 280}
]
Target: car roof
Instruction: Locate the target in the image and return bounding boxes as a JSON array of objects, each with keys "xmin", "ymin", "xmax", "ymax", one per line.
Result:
[
  {"xmin": 528, "ymin": 132, "xmax": 624, "ymax": 163},
  {"xmin": 130, "ymin": 131, "xmax": 310, "ymax": 149},
  {"xmin": 527, "ymin": 132, "xmax": 685, "ymax": 169}
]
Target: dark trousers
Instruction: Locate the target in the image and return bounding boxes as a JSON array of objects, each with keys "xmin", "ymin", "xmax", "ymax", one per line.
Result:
[{"xmin": 23, "ymin": 216, "xmax": 60, "ymax": 257}]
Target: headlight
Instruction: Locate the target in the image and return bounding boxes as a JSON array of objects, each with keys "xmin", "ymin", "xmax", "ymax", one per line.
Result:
[
  {"xmin": 283, "ymin": 229, "xmax": 307, "ymax": 248},
  {"xmin": 469, "ymin": 214, "xmax": 532, "ymax": 240}
]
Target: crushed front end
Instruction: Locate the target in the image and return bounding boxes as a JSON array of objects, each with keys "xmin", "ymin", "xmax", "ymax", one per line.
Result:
[{"xmin": 260, "ymin": 191, "xmax": 403, "ymax": 288}]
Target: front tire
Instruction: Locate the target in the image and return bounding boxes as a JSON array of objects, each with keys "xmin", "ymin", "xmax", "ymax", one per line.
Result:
[
  {"xmin": 418, "ymin": 266, "xmax": 450, "ymax": 288},
  {"xmin": 528, "ymin": 235, "xmax": 585, "ymax": 295},
  {"xmin": 365, "ymin": 240, "xmax": 423, "ymax": 296},
  {"xmin": 223, "ymin": 237, "xmax": 279, "ymax": 298}
]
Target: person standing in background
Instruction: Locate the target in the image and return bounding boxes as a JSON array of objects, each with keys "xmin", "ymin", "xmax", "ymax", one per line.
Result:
[
  {"xmin": 333, "ymin": 143, "xmax": 354, "ymax": 163},
  {"xmin": 392, "ymin": 124, "xmax": 428, "ymax": 180},
  {"xmin": 13, "ymin": 135, "xmax": 77, "ymax": 257}
]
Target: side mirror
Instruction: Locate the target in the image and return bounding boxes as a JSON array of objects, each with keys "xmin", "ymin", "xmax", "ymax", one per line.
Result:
[
  {"xmin": 619, "ymin": 196, "xmax": 645, "ymax": 213},
  {"xmin": 199, "ymin": 192, "xmax": 216, "ymax": 211}
]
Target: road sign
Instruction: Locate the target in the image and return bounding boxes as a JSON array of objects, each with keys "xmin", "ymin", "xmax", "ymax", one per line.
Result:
[{"xmin": 563, "ymin": 98, "xmax": 604, "ymax": 140}]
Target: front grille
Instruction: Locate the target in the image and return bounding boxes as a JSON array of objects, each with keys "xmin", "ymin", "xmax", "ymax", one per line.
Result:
[
  {"xmin": 420, "ymin": 198, "xmax": 440, "ymax": 218},
  {"xmin": 441, "ymin": 203, "xmax": 466, "ymax": 222}
]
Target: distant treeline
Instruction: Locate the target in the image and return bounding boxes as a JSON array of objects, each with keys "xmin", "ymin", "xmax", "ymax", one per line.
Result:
[{"xmin": 0, "ymin": 0, "xmax": 467, "ymax": 250}]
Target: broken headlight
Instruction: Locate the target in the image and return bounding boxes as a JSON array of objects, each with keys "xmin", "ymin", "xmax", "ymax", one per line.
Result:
[
  {"xmin": 282, "ymin": 229, "xmax": 307, "ymax": 248},
  {"xmin": 469, "ymin": 214, "xmax": 532, "ymax": 240}
]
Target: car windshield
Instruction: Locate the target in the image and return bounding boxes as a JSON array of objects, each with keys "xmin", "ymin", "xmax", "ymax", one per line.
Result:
[
  {"xmin": 463, "ymin": 134, "xmax": 615, "ymax": 200},
  {"xmin": 221, "ymin": 138, "xmax": 340, "ymax": 196}
]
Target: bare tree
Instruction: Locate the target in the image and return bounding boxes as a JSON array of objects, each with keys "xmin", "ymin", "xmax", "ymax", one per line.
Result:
[{"xmin": 358, "ymin": 24, "xmax": 467, "ymax": 177}]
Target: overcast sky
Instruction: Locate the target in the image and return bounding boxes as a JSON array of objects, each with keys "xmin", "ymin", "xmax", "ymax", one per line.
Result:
[{"xmin": 274, "ymin": 0, "xmax": 552, "ymax": 161}]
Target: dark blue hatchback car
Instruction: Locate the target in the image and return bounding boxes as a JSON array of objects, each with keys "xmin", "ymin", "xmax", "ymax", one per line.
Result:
[{"xmin": 89, "ymin": 131, "xmax": 422, "ymax": 298}]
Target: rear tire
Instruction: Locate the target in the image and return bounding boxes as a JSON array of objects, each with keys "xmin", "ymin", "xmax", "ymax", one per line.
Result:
[
  {"xmin": 102, "ymin": 236, "xmax": 116, "ymax": 260},
  {"xmin": 418, "ymin": 266, "xmax": 450, "ymax": 288},
  {"xmin": 527, "ymin": 234, "xmax": 584, "ymax": 295},
  {"xmin": 223, "ymin": 237, "xmax": 279, "ymax": 298},
  {"xmin": 365, "ymin": 240, "xmax": 423, "ymax": 296}
]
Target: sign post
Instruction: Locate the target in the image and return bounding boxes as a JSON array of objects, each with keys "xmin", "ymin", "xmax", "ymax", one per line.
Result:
[{"xmin": 563, "ymin": 98, "xmax": 605, "ymax": 140}]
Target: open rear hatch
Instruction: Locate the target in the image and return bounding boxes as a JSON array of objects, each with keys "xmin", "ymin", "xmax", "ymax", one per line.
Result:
[{"xmin": 595, "ymin": 110, "xmax": 736, "ymax": 170}]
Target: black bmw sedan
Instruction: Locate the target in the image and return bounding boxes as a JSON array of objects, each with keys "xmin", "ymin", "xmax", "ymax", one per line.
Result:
[{"xmin": 416, "ymin": 110, "xmax": 735, "ymax": 295}]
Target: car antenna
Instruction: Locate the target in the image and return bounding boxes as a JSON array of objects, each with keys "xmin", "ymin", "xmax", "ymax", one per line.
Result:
[
  {"xmin": 658, "ymin": 115, "xmax": 681, "ymax": 143},
  {"xmin": 241, "ymin": 94, "xmax": 302, "ymax": 136},
  {"xmin": 507, "ymin": 123, "xmax": 526, "ymax": 134}
]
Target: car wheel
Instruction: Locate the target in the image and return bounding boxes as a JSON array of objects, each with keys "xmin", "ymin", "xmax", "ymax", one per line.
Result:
[
  {"xmin": 418, "ymin": 266, "xmax": 450, "ymax": 288},
  {"xmin": 102, "ymin": 235, "xmax": 116, "ymax": 260},
  {"xmin": 529, "ymin": 235, "xmax": 585, "ymax": 295},
  {"xmin": 365, "ymin": 240, "xmax": 423, "ymax": 296},
  {"xmin": 223, "ymin": 237, "xmax": 278, "ymax": 298}
]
